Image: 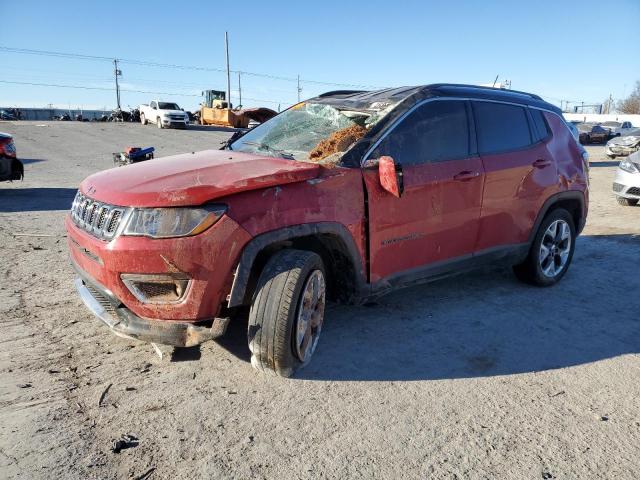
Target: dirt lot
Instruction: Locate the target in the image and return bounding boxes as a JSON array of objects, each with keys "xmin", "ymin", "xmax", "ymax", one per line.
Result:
[{"xmin": 1, "ymin": 121, "xmax": 639, "ymax": 479}]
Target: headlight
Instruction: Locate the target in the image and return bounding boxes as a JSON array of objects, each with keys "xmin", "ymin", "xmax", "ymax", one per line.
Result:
[
  {"xmin": 123, "ymin": 205, "xmax": 226, "ymax": 238},
  {"xmin": 619, "ymin": 159, "xmax": 639, "ymax": 174}
]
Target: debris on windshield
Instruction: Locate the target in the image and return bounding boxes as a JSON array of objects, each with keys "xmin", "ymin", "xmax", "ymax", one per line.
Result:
[{"xmin": 309, "ymin": 124, "xmax": 368, "ymax": 162}]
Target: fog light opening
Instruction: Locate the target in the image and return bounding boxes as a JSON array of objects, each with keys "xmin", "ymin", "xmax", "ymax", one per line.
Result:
[{"xmin": 121, "ymin": 274, "xmax": 191, "ymax": 304}]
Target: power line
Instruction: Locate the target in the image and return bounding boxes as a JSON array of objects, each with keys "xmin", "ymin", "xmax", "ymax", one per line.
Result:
[
  {"xmin": 0, "ymin": 46, "xmax": 383, "ymax": 89},
  {"xmin": 0, "ymin": 80, "xmax": 286, "ymax": 105}
]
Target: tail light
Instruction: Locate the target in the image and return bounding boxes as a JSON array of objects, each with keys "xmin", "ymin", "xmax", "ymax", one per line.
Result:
[{"xmin": 0, "ymin": 136, "xmax": 15, "ymax": 156}]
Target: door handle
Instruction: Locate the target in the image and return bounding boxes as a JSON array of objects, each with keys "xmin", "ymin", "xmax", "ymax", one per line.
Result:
[
  {"xmin": 532, "ymin": 158, "xmax": 552, "ymax": 168},
  {"xmin": 453, "ymin": 171, "xmax": 480, "ymax": 181}
]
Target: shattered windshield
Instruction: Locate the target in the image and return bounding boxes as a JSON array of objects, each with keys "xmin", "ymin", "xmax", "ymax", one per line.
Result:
[{"xmin": 229, "ymin": 102, "xmax": 390, "ymax": 165}]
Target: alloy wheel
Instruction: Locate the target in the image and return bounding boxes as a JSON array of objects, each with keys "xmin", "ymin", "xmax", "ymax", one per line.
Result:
[
  {"xmin": 539, "ymin": 219, "xmax": 572, "ymax": 278},
  {"xmin": 294, "ymin": 270, "xmax": 326, "ymax": 362}
]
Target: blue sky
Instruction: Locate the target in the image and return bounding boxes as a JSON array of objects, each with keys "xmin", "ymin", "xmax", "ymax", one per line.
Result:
[{"xmin": 1, "ymin": 0, "xmax": 639, "ymax": 111}]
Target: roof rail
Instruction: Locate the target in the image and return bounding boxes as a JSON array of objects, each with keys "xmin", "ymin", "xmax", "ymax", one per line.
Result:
[
  {"xmin": 318, "ymin": 90, "xmax": 367, "ymax": 98},
  {"xmin": 428, "ymin": 83, "xmax": 543, "ymax": 101}
]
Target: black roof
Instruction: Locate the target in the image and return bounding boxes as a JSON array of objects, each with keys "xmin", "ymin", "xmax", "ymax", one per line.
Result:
[
  {"xmin": 312, "ymin": 83, "xmax": 561, "ymax": 115},
  {"xmin": 317, "ymin": 84, "xmax": 562, "ymax": 168}
]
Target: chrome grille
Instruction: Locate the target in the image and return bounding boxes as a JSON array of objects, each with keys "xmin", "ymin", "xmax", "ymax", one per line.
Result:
[{"xmin": 70, "ymin": 192, "xmax": 127, "ymax": 240}]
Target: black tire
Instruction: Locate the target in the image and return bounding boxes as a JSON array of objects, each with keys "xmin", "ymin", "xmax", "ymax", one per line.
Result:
[
  {"xmin": 513, "ymin": 208, "xmax": 576, "ymax": 287},
  {"xmin": 606, "ymin": 154, "xmax": 616, "ymax": 159},
  {"xmin": 617, "ymin": 197, "xmax": 639, "ymax": 206},
  {"xmin": 140, "ymin": 113, "xmax": 147, "ymax": 125},
  {"xmin": 157, "ymin": 117, "xmax": 163, "ymax": 129},
  {"xmin": 248, "ymin": 249, "xmax": 326, "ymax": 377}
]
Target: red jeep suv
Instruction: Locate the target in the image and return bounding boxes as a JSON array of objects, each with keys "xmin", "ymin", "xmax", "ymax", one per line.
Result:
[{"xmin": 67, "ymin": 84, "xmax": 589, "ymax": 376}]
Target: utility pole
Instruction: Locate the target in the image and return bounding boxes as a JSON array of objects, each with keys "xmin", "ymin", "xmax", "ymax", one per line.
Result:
[
  {"xmin": 225, "ymin": 32, "xmax": 231, "ymax": 108},
  {"xmin": 113, "ymin": 59, "xmax": 121, "ymax": 110},
  {"xmin": 237, "ymin": 71, "xmax": 242, "ymax": 108},
  {"xmin": 297, "ymin": 75, "xmax": 302, "ymax": 102}
]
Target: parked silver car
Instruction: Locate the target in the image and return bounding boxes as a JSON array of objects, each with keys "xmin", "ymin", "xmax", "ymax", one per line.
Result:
[
  {"xmin": 613, "ymin": 151, "xmax": 640, "ymax": 206},
  {"xmin": 606, "ymin": 128, "xmax": 640, "ymax": 158}
]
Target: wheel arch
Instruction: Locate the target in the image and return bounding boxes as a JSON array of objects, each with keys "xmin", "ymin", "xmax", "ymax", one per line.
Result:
[
  {"xmin": 528, "ymin": 191, "xmax": 586, "ymax": 245},
  {"xmin": 228, "ymin": 223, "xmax": 368, "ymax": 308}
]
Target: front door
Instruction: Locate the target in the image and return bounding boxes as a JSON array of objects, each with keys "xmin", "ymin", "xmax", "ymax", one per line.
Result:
[{"xmin": 362, "ymin": 100, "xmax": 485, "ymax": 284}]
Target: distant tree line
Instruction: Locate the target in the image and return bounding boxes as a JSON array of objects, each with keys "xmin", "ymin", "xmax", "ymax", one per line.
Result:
[{"xmin": 617, "ymin": 81, "xmax": 640, "ymax": 114}]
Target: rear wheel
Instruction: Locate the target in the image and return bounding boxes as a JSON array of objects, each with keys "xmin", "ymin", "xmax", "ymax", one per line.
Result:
[
  {"xmin": 140, "ymin": 113, "xmax": 147, "ymax": 125},
  {"xmin": 617, "ymin": 197, "xmax": 639, "ymax": 206},
  {"xmin": 514, "ymin": 208, "xmax": 575, "ymax": 287},
  {"xmin": 248, "ymin": 249, "xmax": 326, "ymax": 377}
]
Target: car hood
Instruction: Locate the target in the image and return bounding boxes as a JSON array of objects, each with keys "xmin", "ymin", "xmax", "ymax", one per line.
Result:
[
  {"xmin": 80, "ymin": 149, "xmax": 321, "ymax": 207},
  {"xmin": 608, "ymin": 134, "xmax": 640, "ymax": 146}
]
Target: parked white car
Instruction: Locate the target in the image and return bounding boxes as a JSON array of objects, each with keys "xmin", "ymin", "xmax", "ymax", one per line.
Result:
[
  {"xmin": 612, "ymin": 151, "xmax": 640, "ymax": 206},
  {"xmin": 601, "ymin": 121, "xmax": 636, "ymax": 137},
  {"xmin": 139, "ymin": 101, "xmax": 189, "ymax": 129}
]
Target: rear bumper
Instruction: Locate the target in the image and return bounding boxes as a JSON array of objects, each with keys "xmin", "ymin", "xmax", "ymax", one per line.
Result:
[
  {"xmin": 74, "ymin": 269, "xmax": 230, "ymax": 347},
  {"xmin": 0, "ymin": 156, "xmax": 23, "ymax": 181}
]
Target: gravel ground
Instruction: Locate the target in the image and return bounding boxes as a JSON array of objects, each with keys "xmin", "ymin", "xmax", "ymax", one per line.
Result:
[{"xmin": 1, "ymin": 121, "xmax": 639, "ymax": 479}]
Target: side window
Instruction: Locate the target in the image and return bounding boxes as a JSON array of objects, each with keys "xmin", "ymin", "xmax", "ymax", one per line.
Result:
[
  {"xmin": 473, "ymin": 102, "xmax": 532, "ymax": 154},
  {"xmin": 529, "ymin": 109, "xmax": 550, "ymax": 141},
  {"xmin": 150, "ymin": 101, "xmax": 156, "ymax": 109},
  {"xmin": 370, "ymin": 100, "xmax": 470, "ymax": 165}
]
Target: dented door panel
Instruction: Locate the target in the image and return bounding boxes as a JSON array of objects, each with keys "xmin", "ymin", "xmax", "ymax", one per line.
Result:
[{"xmin": 363, "ymin": 157, "xmax": 484, "ymax": 282}]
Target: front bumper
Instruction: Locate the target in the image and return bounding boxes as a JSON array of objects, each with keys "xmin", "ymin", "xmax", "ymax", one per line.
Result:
[
  {"xmin": 612, "ymin": 168, "xmax": 640, "ymax": 199},
  {"xmin": 65, "ymin": 212, "xmax": 252, "ymax": 322},
  {"xmin": 606, "ymin": 143, "xmax": 640, "ymax": 157},
  {"xmin": 162, "ymin": 118, "xmax": 188, "ymax": 128},
  {"xmin": 74, "ymin": 269, "xmax": 230, "ymax": 346}
]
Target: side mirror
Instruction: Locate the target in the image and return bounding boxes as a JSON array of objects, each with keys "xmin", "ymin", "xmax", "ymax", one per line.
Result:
[{"xmin": 378, "ymin": 156, "xmax": 403, "ymax": 198}]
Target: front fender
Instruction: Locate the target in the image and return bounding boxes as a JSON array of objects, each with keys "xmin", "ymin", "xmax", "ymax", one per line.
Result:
[{"xmin": 227, "ymin": 222, "xmax": 367, "ymax": 307}]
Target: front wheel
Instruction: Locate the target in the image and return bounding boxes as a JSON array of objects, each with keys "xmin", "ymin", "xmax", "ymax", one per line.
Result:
[
  {"xmin": 514, "ymin": 208, "xmax": 576, "ymax": 286},
  {"xmin": 248, "ymin": 249, "xmax": 326, "ymax": 377}
]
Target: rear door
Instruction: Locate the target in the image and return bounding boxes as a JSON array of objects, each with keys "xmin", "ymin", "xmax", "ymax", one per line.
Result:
[
  {"xmin": 473, "ymin": 101, "xmax": 558, "ymax": 250},
  {"xmin": 362, "ymin": 100, "xmax": 485, "ymax": 283}
]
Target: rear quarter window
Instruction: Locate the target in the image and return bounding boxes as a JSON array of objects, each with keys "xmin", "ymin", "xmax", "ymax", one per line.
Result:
[
  {"xmin": 529, "ymin": 109, "xmax": 551, "ymax": 141},
  {"xmin": 473, "ymin": 102, "xmax": 532, "ymax": 154}
]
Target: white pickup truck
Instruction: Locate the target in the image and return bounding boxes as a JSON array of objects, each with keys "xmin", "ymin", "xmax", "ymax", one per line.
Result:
[{"xmin": 139, "ymin": 100, "xmax": 189, "ymax": 129}]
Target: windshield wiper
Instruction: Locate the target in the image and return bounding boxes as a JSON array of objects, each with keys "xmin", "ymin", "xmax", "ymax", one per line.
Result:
[{"xmin": 242, "ymin": 141, "xmax": 295, "ymax": 159}]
